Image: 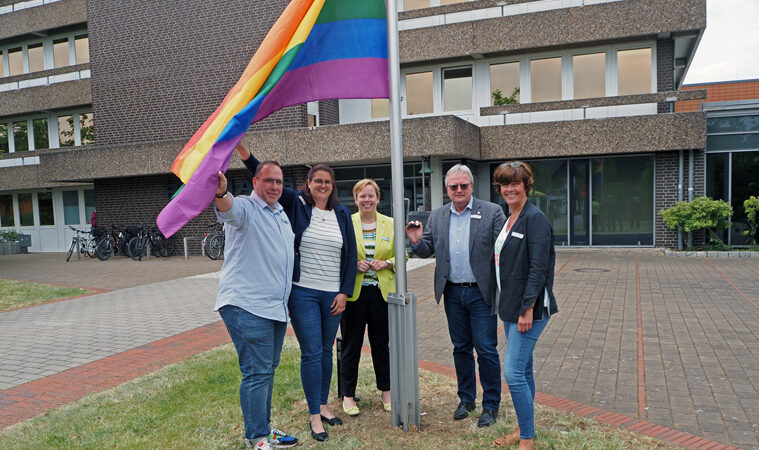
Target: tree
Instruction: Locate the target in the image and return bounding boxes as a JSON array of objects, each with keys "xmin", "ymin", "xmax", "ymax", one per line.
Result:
[
  {"xmin": 743, "ymin": 195, "xmax": 759, "ymax": 246},
  {"xmin": 659, "ymin": 196, "xmax": 733, "ymax": 248},
  {"xmin": 492, "ymin": 87, "xmax": 520, "ymax": 106}
]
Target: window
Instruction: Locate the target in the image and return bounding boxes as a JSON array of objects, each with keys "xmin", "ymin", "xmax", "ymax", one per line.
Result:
[
  {"xmin": 13, "ymin": 121, "xmax": 28, "ymax": 152},
  {"xmin": 38, "ymin": 192, "xmax": 54, "ymax": 226},
  {"xmin": 371, "ymin": 98, "xmax": 389, "ymax": 119},
  {"xmin": 307, "ymin": 114, "xmax": 317, "ymax": 127},
  {"xmin": 32, "ymin": 118, "xmax": 48, "ymax": 150},
  {"xmin": 530, "ymin": 57, "xmax": 562, "ymax": 102},
  {"xmin": 0, "ymin": 53, "xmax": 4, "ymax": 77},
  {"xmin": 28, "ymin": 43, "xmax": 44, "ymax": 72},
  {"xmin": 573, "ymin": 52, "xmax": 605, "ymax": 99},
  {"xmin": 58, "ymin": 115, "xmax": 75, "ymax": 146},
  {"xmin": 53, "ymin": 38, "xmax": 70, "ymax": 68},
  {"xmin": 84, "ymin": 189, "xmax": 95, "ymax": 224},
  {"xmin": 0, "ymin": 195, "xmax": 13, "ymax": 227},
  {"xmin": 75, "ymin": 35, "xmax": 89, "ymax": 65},
  {"xmin": 406, "ymin": 71, "xmax": 433, "ymax": 115},
  {"xmin": 617, "ymin": 48, "xmax": 651, "ymax": 95},
  {"xmin": 443, "ymin": 66, "xmax": 472, "ymax": 112},
  {"xmin": 490, "ymin": 61, "xmax": 520, "ymax": 105},
  {"xmin": 404, "ymin": 0, "xmax": 430, "ymax": 9},
  {"xmin": 63, "ymin": 191, "xmax": 80, "ymax": 225},
  {"xmin": 0, "ymin": 123, "xmax": 8, "ymax": 153},
  {"xmin": 8, "ymin": 47, "xmax": 23, "ymax": 76},
  {"xmin": 80, "ymin": 113, "xmax": 94, "ymax": 145},
  {"xmin": 18, "ymin": 193, "xmax": 33, "ymax": 226}
]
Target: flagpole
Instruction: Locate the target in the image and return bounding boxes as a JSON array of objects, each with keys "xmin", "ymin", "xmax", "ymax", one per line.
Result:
[{"xmin": 386, "ymin": 0, "xmax": 420, "ymax": 431}]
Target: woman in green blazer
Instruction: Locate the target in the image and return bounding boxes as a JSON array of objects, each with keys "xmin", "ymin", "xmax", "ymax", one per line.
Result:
[{"xmin": 340, "ymin": 179, "xmax": 398, "ymax": 416}]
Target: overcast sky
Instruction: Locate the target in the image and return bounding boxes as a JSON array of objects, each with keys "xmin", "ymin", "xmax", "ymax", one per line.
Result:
[{"xmin": 683, "ymin": 0, "xmax": 759, "ymax": 85}]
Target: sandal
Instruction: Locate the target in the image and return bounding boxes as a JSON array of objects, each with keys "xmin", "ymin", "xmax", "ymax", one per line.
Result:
[{"xmin": 493, "ymin": 434, "xmax": 520, "ymax": 447}]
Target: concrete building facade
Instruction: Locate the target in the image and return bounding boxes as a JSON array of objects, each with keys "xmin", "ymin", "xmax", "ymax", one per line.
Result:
[{"xmin": 0, "ymin": 0, "xmax": 708, "ymax": 252}]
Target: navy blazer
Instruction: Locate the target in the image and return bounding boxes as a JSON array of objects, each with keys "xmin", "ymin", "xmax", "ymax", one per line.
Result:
[
  {"xmin": 243, "ymin": 157, "xmax": 358, "ymax": 297},
  {"xmin": 497, "ymin": 201, "xmax": 558, "ymax": 322}
]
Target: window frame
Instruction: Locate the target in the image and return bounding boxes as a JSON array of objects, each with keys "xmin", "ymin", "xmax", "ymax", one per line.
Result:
[
  {"xmin": 0, "ymin": 108, "xmax": 92, "ymax": 153},
  {"xmin": 0, "ymin": 30, "xmax": 85, "ymax": 78}
]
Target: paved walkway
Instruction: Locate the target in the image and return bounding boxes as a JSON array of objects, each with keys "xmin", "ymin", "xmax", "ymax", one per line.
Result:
[{"xmin": 1, "ymin": 250, "xmax": 757, "ymax": 448}]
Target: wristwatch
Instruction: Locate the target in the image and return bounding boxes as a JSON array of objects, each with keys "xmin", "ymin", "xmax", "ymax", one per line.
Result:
[
  {"xmin": 215, "ymin": 191, "xmax": 228, "ymax": 199},
  {"xmin": 385, "ymin": 259, "xmax": 393, "ymax": 268}
]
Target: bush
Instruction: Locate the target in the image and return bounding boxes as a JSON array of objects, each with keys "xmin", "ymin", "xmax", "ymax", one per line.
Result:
[
  {"xmin": 744, "ymin": 195, "xmax": 759, "ymax": 246},
  {"xmin": 659, "ymin": 196, "xmax": 733, "ymax": 247},
  {"xmin": 0, "ymin": 230, "xmax": 20, "ymax": 242}
]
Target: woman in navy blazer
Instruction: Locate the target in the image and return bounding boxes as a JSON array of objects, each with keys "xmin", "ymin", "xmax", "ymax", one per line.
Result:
[
  {"xmin": 237, "ymin": 144, "xmax": 357, "ymax": 442},
  {"xmin": 492, "ymin": 161, "xmax": 558, "ymax": 449}
]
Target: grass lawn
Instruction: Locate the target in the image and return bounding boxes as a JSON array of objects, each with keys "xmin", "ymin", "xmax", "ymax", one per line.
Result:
[
  {"xmin": 0, "ymin": 279, "xmax": 91, "ymax": 312},
  {"xmin": 0, "ymin": 337, "xmax": 677, "ymax": 449}
]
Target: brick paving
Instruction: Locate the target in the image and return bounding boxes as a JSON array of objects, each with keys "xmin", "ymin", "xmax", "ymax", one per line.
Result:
[{"xmin": 1, "ymin": 250, "xmax": 758, "ymax": 448}]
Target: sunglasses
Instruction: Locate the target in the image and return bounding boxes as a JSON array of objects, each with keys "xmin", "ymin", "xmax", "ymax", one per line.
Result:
[
  {"xmin": 499, "ymin": 161, "xmax": 523, "ymax": 168},
  {"xmin": 447, "ymin": 183, "xmax": 471, "ymax": 191}
]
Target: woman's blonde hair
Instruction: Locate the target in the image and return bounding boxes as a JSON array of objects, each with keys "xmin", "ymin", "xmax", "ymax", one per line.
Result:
[{"xmin": 352, "ymin": 178, "xmax": 381, "ymax": 202}]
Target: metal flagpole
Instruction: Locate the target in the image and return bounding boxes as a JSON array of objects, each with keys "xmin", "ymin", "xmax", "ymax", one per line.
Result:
[{"xmin": 385, "ymin": 0, "xmax": 420, "ymax": 431}]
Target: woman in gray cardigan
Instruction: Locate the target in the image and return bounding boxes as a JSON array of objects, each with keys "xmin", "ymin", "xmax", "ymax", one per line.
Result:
[{"xmin": 492, "ymin": 161, "xmax": 558, "ymax": 449}]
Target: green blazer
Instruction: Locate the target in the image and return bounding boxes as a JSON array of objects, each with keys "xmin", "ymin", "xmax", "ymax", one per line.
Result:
[{"xmin": 349, "ymin": 212, "xmax": 400, "ymax": 302}]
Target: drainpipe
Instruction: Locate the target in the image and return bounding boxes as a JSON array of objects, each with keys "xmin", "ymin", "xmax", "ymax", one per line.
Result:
[
  {"xmin": 687, "ymin": 149, "xmax": 694, "ymax": 248},
  {"xmin": 677, "ymin": 150, "xmax": 684, "ymax": 250}
]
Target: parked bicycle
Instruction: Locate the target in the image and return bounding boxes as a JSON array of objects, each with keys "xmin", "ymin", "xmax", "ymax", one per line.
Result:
[
  {"xmin": 203, "ymin": 222, "xmax": 225, "ymax": 260},
  {"xmin": 127, "ymin": 224, "xmax": 176, "ymax": 260},
  {"xmin": 94, "ymin": 224, "xmax": 131, "ymax": 261},
  {"xmin": 65, "ymin": 226, "xmax": 94, "ymax": 262}
]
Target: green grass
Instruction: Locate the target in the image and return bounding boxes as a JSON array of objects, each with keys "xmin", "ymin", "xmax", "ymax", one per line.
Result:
[
  {"xmin": 0, "ymin": 279, "xmax": 90, "ymax": 312},
  {"xmin": 0, "ymin": 338, "xmax": 677, "ymax": 449}
]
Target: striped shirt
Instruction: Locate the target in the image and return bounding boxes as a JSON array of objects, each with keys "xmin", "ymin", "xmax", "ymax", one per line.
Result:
[
  {"xmin": 361, "ymin": 221, "xmax": 379, "ymax": 286},
  {"xmin": 294, "ymin": 206, "xmax": 343, "ymax": 292}
]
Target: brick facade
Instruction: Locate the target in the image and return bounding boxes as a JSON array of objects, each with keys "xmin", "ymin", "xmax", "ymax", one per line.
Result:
[
  {"xmin": 676, "ymin": 79, "xmax": 759, "ymax": 112},
  {"xmin": 319, "ymin": 100, "xmax": 340, "ymax": 126},
  {"xmin": 655, "ymin": 150, "xmax": 705, "ymax": 248},
  {"xmin": 656, "ymin": 38, "xmax": 674, "ymax": 113}
]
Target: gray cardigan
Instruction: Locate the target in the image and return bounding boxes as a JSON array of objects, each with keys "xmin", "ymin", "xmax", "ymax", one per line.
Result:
[{"xmin": 411, "ymin": 197, "xmax": 506, "ymax": 308}]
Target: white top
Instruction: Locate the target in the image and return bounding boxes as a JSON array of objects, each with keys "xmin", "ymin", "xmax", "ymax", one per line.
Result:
[{"xmin": 294, "ymin": 207, "xmax": 343, "ymax": 292}]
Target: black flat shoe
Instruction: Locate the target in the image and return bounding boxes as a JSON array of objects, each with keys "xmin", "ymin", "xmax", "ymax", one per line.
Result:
[
  {"xmin": 310, "ymin": 424, "xmax": 328, "ymax": 442},
  {"xmin": 320, "ymin": 414, "xmax": 343, "ymax": 426}
]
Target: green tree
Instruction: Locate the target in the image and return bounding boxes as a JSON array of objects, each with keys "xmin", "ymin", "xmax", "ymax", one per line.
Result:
[
  {"xmin": 743, "ymin": 195, "xmax": 759, "ymax": 246},
  {"xmin": 492, "ymin": 87, "xmax": 520, "ymax": 106},
  {"xmin": 659, "ymin": 196, "xmax": 733, "ymax": 248}
]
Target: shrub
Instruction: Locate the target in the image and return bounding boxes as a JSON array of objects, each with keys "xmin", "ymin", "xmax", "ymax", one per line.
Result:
[
  {"xmin": 0, "ymin": 230, "xmax": 20, "ymax": 242},
  {"xmin": 492, "ymin": 87, "xmax": 520, "ymax": 106},
  {"xmin": 744, "ymin": 195, "xmax": 759, "ymax": 246},
  {"xmin": 659, "ymin": 196, "xmax": 733, "ymax": 247}
]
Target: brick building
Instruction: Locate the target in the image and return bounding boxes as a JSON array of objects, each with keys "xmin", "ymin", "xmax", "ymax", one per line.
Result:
[{"xmin": 1, "ymin": 0, "xmax": 709, "ymax": 251}]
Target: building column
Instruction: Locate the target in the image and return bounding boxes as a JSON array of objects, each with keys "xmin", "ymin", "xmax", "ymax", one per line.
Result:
[{"xmin": 429, "ymin": 156, "xmax": 443, "ymax": 209}]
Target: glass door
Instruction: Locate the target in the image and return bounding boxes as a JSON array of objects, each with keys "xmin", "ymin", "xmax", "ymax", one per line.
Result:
[{"xmin": 569, "ymin": 160, "xmax": 590, "ymax": 245}]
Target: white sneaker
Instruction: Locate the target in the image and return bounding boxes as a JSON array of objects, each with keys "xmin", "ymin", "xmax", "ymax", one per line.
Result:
[{"xmin": 246, "ymin": 438, "xmax": 274, "ymax": 450}]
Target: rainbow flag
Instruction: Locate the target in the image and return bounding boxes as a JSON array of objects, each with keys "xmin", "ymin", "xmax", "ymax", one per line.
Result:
[{"xmin": 157, "ymin": 0, "xmax": 388, "ymax": 237}]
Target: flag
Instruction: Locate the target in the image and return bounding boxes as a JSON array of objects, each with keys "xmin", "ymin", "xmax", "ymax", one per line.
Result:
[{"xmin": 157, "ymin": 0, "xmax": 388, "ymax": 237}]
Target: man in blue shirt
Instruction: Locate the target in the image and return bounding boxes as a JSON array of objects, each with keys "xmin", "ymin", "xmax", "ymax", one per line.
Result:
[
  {"xmin": 214, "ymin": 161, "xmax": 298, "ymax": 449},
  {"xmin": 406, "ymin": 164, "xmax": 506, "ymax": 428}
]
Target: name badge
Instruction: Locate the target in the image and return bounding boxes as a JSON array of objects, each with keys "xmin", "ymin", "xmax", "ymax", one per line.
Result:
[
  {"xmin": 382, "ymin": 236, "xmax": 391, "ymax": 242},
  {"xmin": 512, "ymin": 232, "xmax": 524, "ymax": 239},
  {"xmin": 471, "ymin": 214, "xmax": 482, "ymax": 219}
]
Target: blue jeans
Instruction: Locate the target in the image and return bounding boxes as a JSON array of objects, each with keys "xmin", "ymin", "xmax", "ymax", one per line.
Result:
[
  {"xmin": 502, "ymin": 316, "xmax": 549, "ymax": 440},
  {"xmin": 289, "ymin": 285, "xmax": 342, "ymax": 415},
  {"xmin": 443, "ymin": 284, "xmax": 501, "ymax": 411},
  {"xmin": 218, "ymin": 305, "xmax": 286, "ymax": 441}
]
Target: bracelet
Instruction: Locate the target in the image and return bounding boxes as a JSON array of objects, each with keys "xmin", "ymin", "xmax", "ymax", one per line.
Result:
[{"xmin": 215, "ymin": 191, "xmax": 228, "ymax": 199}]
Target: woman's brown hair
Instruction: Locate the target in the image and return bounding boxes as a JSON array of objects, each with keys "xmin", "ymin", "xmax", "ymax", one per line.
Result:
[
  {"xmin": 493, "ymin": 161, "xmax": 534, "ymax": 194},
  {"xmin": 299, "ymin": 163, "xmax": 340, "ymax": 210}
]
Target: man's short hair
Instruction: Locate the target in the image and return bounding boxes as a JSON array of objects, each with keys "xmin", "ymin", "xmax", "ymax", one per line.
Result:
[
  {"xmin": 254, "ymin": 160, "xmax": 282, "ymax": 177},
  {"xmin": 445, "ymin": 164, "xmax": 474, "ymax": 186}
]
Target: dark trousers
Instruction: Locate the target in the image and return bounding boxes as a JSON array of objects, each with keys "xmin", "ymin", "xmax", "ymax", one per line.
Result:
[
  {"xmin": 339, "ymin": 284, "xmax": 390, "ymax": 397},
  {"xmin": 443, "ymin": 284, "xmax": 501, "ymax": 411}
]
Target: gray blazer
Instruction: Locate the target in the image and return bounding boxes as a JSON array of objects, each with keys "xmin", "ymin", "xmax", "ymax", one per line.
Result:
[{"xmin": 411, "ymin": 197, "xmax": 506, "ymax": 308}]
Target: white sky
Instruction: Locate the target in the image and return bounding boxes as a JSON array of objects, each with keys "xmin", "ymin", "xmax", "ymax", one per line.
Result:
[{"xmin": 683, "ymin": 0, "xmax": 759, "ymax": 85}]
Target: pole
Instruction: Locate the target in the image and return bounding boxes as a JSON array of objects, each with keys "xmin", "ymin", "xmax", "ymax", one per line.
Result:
[{"xmin": 386, "ymin": 0, "xmax": 420, "ymax": 430}]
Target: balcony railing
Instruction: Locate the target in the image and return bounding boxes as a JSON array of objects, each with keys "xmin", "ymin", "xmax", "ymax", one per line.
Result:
[
  {"xmin": 0, "ymin": 0, "xmax": 62, "ymax": 15},
  {"xmin": 0, "ymin": 69, "xmax": 90, "ymax": 92}
]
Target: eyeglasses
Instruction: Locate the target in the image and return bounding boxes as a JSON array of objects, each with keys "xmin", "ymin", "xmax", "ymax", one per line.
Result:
[
  {"xmin": 311, "ymin": 179, "xmax": 332, "ymax": 186},
  {"xmin": 499, "ymin": 161, "xmax": 523, "ymax": 168},
  {"xmin": 259, "ymin": 177, "xmax": 284, "ymax": 186},
  {"xmin": 447, "ymin": 183, "xmax": 471, "ymax": 191}
]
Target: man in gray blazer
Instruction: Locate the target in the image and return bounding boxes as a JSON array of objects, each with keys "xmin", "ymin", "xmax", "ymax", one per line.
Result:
[{"xmin": 406, "ymin": 164, "xmax": 506, "ymax": 427}]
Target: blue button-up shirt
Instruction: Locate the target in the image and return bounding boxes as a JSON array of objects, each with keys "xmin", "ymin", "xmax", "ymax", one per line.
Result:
[
  {"xmin": 214, "ymin": 191, "xmax": 295, "ymax": 322},
  {"xmin": 448, "ymin": 197, "xmax": 476, "ymax": 283}
]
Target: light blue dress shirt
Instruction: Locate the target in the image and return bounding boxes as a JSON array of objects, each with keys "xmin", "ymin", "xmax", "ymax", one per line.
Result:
[
  {"xmin": 448, "ymin": 197, "xmax": 476, "ymax": 283},
  {"xmin": 214, "ymin": 191, "xmax": 295, "ymax": 322}
]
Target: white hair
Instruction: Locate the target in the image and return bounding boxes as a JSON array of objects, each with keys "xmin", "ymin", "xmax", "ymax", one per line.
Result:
[{"xmin": 445, "ymin": 164, "xmax": 474, "ymax": 186}]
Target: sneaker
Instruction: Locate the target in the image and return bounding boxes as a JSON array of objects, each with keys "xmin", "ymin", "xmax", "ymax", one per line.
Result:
[
  {"xmin": 246, "ymin": 438, "xmax": 273, "ymax": 450},
  {"xmin": 269, "ymin": 428, "xmax": 298, "ymax": 448}
]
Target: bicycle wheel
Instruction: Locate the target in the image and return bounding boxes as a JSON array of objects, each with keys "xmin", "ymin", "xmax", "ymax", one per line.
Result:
[
  {"xmin": 65, "ymin": 238, "xmax": 76, "ymax": 262},
  {"xmin": 127, "ymin": 237, "xmax": 143, "ymax": 261},
  {"xmin": 160, "ymin": 235, "xmax": 176, "ymax": 257},
  {"xmin": 85, "ymin": 237, "xmax": 98, "ymax": 258},
  {"xmin": 95, "ymin": 239, "xmax": 112, "ymax": 261},
  {"xmin": 207, "ymin": 234, "xmax": 224, "ymax": 260}
]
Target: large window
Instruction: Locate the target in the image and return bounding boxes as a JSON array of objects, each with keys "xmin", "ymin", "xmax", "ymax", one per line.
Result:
[
  {"xmin": 18, "ymin": 193, "xmax": 33, "ymax": 226},
  {"xmin": 75, "ymin": 35, "xmax": 89, "ymax": 64},
  {"xmin": 490, "ymin": 61, "xmax": 520, "ymax": 105},
  {"xmin": 0, "ymin": 123, "xmax": 8, "ymax": 153},
  {"xmin": 443, "ymin": 66, "xmax": 472, "ymax": 112},
  {"xmin": 573, "ymin": 52, "xmax": 606, "ymax": 99},
  {"xmin": 406, "ymin": 71, "xmax": 433, "ymax": 115},
  {"xmin": 617, "ymin": 48, "xmax": 652, "ymax": 95},
  {"xmin": 0, "ymin": 195, "xmax": 13, "ymax": 227},
  {"xmin": 53, "ymin": 38, "xmax": 70, "ymax": 68},
  {"xmin": 28, "ymin": 43, "xmax": 44, "ymax": 72},
  {"xmin": 530, "ymin": 57, "xmax": 562, "ymax": 102},
  {"xmin": 0, "ymin": 52, "xmax": 4, "ymax": 77},
  {"xmin": 13, "ymin": 121, "xmax": 28, "ymax": 152},
  {"xmin": 58, "ymin": 115, "xmax": 75, "ymax": 147},
  {"xmin": 530, "ymin": 160, "xmax": 568, "ymax": 244},
  {"xmin": 371, "ymin": 98, "xmax": 389, "ymax": 119},
  {"xmin": 84, "ymin": 189, "xmax": 96, "ymax": 224},
  {"xmin": 8, "ymin": 47, "xmax": 23, "ymax": 76},
  {"xmin": 32, "ymin": 118, "xmax": 49, "ymax": 150},
  {"xmin": 80, "ymin": 113, "xmax": 94, "ymax": 145},
  {"xmin": 1, "ymin": 30, "xmax": 88, "ymax": 78},
  {"xmin": 63, "ymin": 191, "xmax": 80, "ymax": 225},
  {"xmin": 38, "ymin": 192, "xmax": 54, "ymax": 226}
]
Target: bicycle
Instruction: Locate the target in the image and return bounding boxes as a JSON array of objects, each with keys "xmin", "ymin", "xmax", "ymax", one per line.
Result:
[
  {"xmin": 203, "ymin": 223, "xmax": 225, "ymax": 260},
  {"xmin": 95, "ymin": 224, "xmax": 130, "ymax": 261},
  {"xmin": 65, "ymin": 226, "xmax": 92, "ymax": 262}
]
